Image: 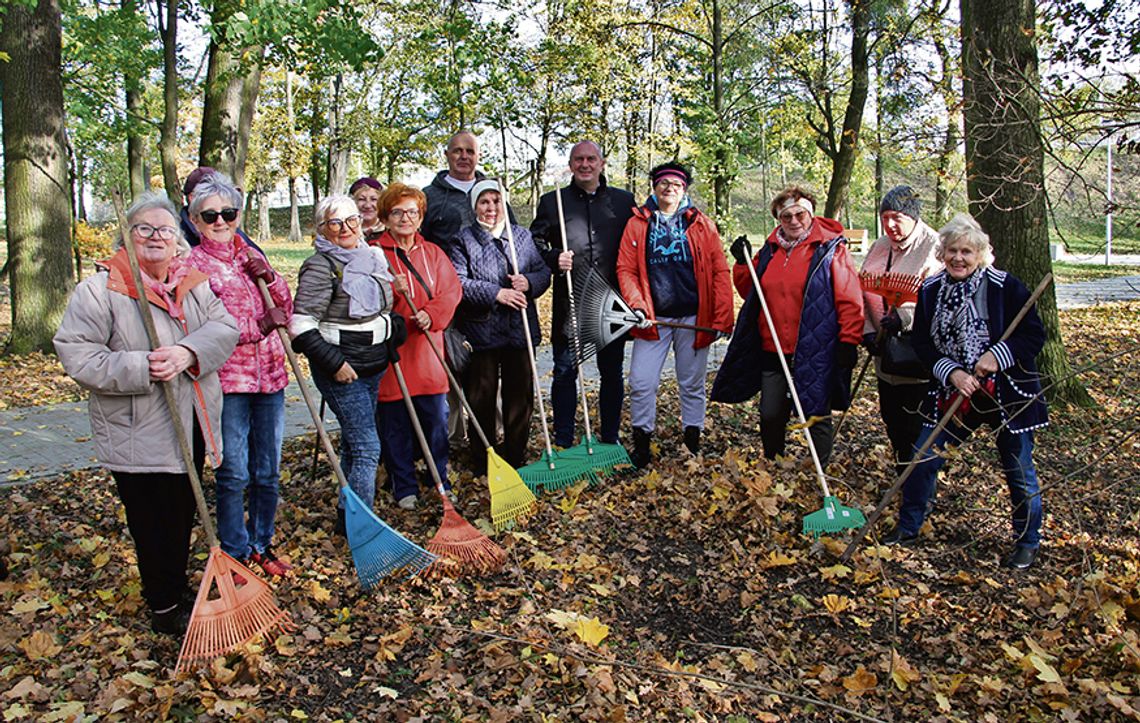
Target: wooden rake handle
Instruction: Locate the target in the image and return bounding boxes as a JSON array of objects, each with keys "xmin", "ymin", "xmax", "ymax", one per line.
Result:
[
  {"xmin": 839, "ymin": 272, "xmax": 1054, "ymax": 561},
  {"xmin": 111, "ymin": 189, "xmax": 218, "ymax": 548},
  {"xmin": 254, "ymin": 278, "xmax": 351, "ymax": 492}
]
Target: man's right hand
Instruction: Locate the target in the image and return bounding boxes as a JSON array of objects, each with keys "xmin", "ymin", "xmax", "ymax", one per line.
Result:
[{"xmin": 558, "ymin": 250, "xmax": 574, "ymax": 272}]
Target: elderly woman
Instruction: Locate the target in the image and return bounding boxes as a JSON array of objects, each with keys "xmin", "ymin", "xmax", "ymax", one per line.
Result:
[
  {"xmin": 860, "ymin": 186, "xmax": 943, "ymax": 478},
  {"xmin": 450, "ymin": 180, "xmax": 551, "ymax": 470},
  {"xmin": 714, "ymin": 185, "xmax": 863, "ymax": 467},
  {"xmin": 370, "ymin": 183, "xmax": 462, "ymax": 509},
  {"xmin": 290, "ymin": 194, "xmax": 405, "ymax": 534},
  {"xmin": 186, "ymin": 173, "xmax": 294, "ymax": 577},
  {"xmin": 884, "ymin": 213, "xmax": 1046, "ymax": 570},
  {"xmin": 617, "ymin": 162, "xmax": 734, "ymax": 468},
  {"xmin": 350, "ymin": 176, "xmax": 386, "ymax": 243},
  {"xmin": 54, "ymin": 192, "xmax": 238, "ymax": 634}
]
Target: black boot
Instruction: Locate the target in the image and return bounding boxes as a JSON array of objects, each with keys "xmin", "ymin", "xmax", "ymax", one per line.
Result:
[
  {"xmin": 683, "ymin": 426, "xmax": 701, "ymax": 455},
  {"xmin": 334, "ymin": 508, "xmax": 346, "ymax": 537},
  {"xmin": 631, "ymin": 428, "xmax": 652, "ymax": 469},
  {"xmin": 151, "ymin": 604, "xmax": 190, "ymax": 635}
]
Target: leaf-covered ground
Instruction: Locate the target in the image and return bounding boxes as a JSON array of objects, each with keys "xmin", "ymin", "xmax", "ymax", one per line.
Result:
[{"xmin": 0, "ymin": 304, "xmax": 1138, "ymax": 721}]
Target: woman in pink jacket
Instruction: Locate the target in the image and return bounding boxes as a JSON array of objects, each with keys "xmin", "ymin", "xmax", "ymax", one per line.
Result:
[{"xmin": 186, "ymin": 172, "xmax": 294, "ymax": 577}]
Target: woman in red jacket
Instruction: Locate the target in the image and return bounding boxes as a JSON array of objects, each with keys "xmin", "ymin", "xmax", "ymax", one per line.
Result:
[
  {"xmin": 370, "ymin": 183, "xmax": 462, "ymax": 509},
  {"xmin": 616, "ymin": 162, "xmax": 734, "ymax": 468}
]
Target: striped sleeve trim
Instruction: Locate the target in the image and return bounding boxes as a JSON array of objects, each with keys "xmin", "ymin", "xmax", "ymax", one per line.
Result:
[
  {"xmin": 984, "ymin": 267, "xmax": 1007, "ymax": 287},
  {"xmin": 989, "ymin": 341, "xmax": 1015, "ymax": 370},
  {"xmin": 933, "ymin": 357, "xmax": 962, "ymax": 385}
]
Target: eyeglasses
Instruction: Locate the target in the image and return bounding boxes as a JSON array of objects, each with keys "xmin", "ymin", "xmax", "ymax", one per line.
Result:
[
  {"xmin": 388, "ymin": 208, "xmax": 421, "ymax": 220},
  {"xmin": 656, "ymin": 180, "xmax": 686, "ymax": 190},
  {"xmin": 320, "ymin": 215, "xmax": 362, "ymax": 233},
  {"xmin": 131, "ymin": 224, "xmax": 178, "ymax": 241},
  {"xmin": 199, "ymin": 207, "xmax": 239, "ymax": 224},
  {"xmin": 779, "ymin": 210, "xmax": 811, "ymax": 223}
]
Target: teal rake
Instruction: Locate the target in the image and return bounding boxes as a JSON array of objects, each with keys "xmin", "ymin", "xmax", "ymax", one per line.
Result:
[{"xmin": 343, "ymin": 487, "xmax": 436, "ymax": 589}]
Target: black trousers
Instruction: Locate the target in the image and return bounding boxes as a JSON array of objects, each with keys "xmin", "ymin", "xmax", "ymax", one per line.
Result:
[
  {"xmin": 877, "ymin": 378, "xmax": 928, "ymax": 474},
  {"xmin": 465, "ymin": 347, "xmax": 534, "ymax": 469},
  {"xmin": 759, "ymin": 368, "xmax": 835, "ymax": 466},
  {"xmin": 111, "ymin": 422, "xmax": 204, "ymax": 613}
]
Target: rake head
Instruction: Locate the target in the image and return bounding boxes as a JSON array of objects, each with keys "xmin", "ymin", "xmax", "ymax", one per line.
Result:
[
  {"xmin": 343, "ymin": 487, "xmax": 436, "ymax": 589},
  {"xmin": 425, "ymin": 497, "xmax": 507, "ymax": 576},
  {"xmin": 488, "ymin": 447, "xmax": 538, "ymax": 532},
  {"xmin": 175, "ymin": 547, "xmax": 294, "ymax": 676},
  {"xmin": 573, "ymin": 268, "xmax": 638, "ymax": 366},
  {"xmin": 858, "ymin": 271, "xmax": 923, "ymax": 308},
  {"xmin": 517, "ymin": 449, "xmax": 598, "ymax": 494},
  {"xmin": 802, "ymin": 496, "xmax": 867, "ymax": 539},
  {"xmin": 556, "ymin": 438, "xmax": 632, "ymax": 482}
]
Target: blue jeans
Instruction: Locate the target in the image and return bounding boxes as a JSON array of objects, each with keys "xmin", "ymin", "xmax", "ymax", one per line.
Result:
[
  {"xmin": 313, "ymin": 368, "xmax": 382, "ymax": 511},
  {"xmin": 215, "ymin": 391, "xmax": 285, "ymax": 558},
  {"xmin": 898, "ymin": 409, "xmax": 1042, "ymax": 548},
  {"xmin": 377, "ymin": 393, "xmax": 450, "ymax": 501},
  {"xmin": 551, "ymin": 333, "xmax": 627, "ymax": 447}
]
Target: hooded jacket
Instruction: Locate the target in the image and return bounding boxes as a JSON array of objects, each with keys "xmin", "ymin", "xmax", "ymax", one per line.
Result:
[
  {"xmin": 54, "ymin": 250, "xmax": 239, "ymax": 473},
  {"xmin": 615, "ymin": 201, "xmax": 733, "ymax": 349}
]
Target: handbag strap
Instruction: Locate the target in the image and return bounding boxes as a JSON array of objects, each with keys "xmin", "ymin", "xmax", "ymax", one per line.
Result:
[{"xmin": 395, "ymin": 246, "xmax": 434, "ymax": 301}]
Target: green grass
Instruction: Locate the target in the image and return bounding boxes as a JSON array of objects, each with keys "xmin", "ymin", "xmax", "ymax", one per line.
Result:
[{"xmin": 1050, "ymin": 261, "xmax": 1140, "ymax": 284}]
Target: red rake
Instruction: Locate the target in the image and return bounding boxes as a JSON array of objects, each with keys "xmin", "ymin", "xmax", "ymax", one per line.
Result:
[
  {"xmin": 390, "ymin": 361, "xmax": 506, "ymax": 576},
  {"xmin": 110, "ymin": 191, "xmax": 292, "ymax": 677}
]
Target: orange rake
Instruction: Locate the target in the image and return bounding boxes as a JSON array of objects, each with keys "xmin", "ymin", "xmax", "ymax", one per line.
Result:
[
  {"xmin": 390, "ymin": 361, "xmax": 506, "ymax": 576},
  {"xmin": 858, "ymin": 271, "xmax": 923, "ymax": 307},
  {"xmin": 111, "ymin": 191, "xmax": 292, "ymax": 677}
]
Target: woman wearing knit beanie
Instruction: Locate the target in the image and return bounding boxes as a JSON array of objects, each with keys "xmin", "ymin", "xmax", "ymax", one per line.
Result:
[{"xmin": 860, "ymin": 185, "xmax": 943, "ymax": 479}]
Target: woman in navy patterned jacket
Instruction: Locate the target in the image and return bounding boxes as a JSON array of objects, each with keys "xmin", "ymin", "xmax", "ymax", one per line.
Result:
[
  {"xmin": 883, "ymin": 213, "xmax": 1047, "ymax": 571},
  {"xmin": 449, "ymin": 181, "xmax": 551, "ymax": 470}
]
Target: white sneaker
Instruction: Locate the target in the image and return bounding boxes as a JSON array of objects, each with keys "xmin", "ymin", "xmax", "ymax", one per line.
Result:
[{"xmin": 397, "ymin": 495, "xmax": 418, "ymax": 510}]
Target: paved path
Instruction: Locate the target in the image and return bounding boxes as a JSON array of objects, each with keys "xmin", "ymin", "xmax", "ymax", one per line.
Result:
[{"xmin": 0, "ymin": 273, "xmax": 1129, "ymax": 484}]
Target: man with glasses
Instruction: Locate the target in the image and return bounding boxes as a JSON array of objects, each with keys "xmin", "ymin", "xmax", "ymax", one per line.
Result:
[
  {"xmin": 530, "ymin": 140, "xmax": 635, "ymax": 450},
  {"xmin": 179, "ymin": 166, "xmax": 266, "ymax": 255}
]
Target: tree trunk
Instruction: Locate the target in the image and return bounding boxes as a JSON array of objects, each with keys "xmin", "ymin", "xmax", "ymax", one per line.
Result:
[
  {"xmin": 155, "ymin": 0, "xmax": 180, "ymax": 207},
  {"xmin": 288, "ymin": 177, "xmax": 302, "ymax": 243},
  {"xmin": 932, "ymin": 32, "xmax": 960, "ymax": 223},
  {"xmin": 257, "ymin": 188, "xmax": 271, "ymax": 243},
  {"xmin": 1, "ymin": 0, "xmax": 75, "ymax": 353},
  {"xmin": 325, "ymin": 74, "xmax": 349, "ymax": 195},
  {"xmin": 823, "ymin": 0, "xmax": 871, "ymax": 219},
  {"xmin": 199, "ymin": 2, "xmax": 263, "ymax": 189},
  {"xmin": 960, "ymin": 0, "xmax": 1092, "ymax": 405}
]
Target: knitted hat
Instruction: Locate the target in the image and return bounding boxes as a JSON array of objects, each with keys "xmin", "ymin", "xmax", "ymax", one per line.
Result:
[
  {"xmin": 879, "ymin": 185, "xmax": 922, "ymax": 220},
  {"xmin": 349, "ymin": 176, "xmax": 383, "ymax": 195},
  {"xmin": 650, "ymin": 161, "xmax": 692, "ymax": 188},
  {"xmin": 183, "ymin": 166, "xmax": 217, "ymax": 198}
]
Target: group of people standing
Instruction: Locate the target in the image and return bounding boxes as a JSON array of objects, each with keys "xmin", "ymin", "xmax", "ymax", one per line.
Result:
[{"xmin": 52, "ymin": 131, "xmax": 1048, "ymax": 636}]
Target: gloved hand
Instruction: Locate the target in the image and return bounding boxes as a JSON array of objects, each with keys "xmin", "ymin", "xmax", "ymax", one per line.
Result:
[
  {"xmin": 836, "ymin": 342, "xmax": 858, "ymax": 368},
  {"xmin": 862, "ymin": 331, "xmax": 881, "ymax": 356},
  {"xmin": 387, "ymin": 340, "xmax": 401, "ymax": 364},
  {"xmin": 632, "ymin": 309, "xmax": 653, "ymax": 330},
  {"xmin": 880, "ymin": 310, "xmax": 903, "ymax": 335},
  {"xmin": 389, "ymin": 312, "xmax": 408, "ymax": 347},
  {"xmin": 730, "ymin": 235, "xmax": 752, "ymax": 265},
  {"xmin": 243, "ymin": 254, "xmax": 275, "ymax": 283},
  {"xmin": 257, "ymin": 307, "xmax": 288, "ymax": 337}
]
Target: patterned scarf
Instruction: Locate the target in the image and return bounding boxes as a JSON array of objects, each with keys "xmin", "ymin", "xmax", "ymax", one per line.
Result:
[
  {"xmin": 931, "ymin": 268, "xmax": 989, "ymax": 375},
  {"xmin": 775, "ymin": 221, "xmax": 811, "ymax": 251},
  {"xmin": 314, "ymin": 235, "xmax": 393, "ymax": 318},
  {"xmin": 142, "ymin": 256, "xmax": 194, "ymax": 320}
]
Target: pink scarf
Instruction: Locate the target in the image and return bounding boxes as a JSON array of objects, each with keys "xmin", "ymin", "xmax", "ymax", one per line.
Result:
[{"xmin": 143, "ymin": 256, "xmax": 194, "ymax": 320}]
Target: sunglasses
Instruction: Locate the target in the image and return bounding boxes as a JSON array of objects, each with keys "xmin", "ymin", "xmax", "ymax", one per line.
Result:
[{"xmin": 199, "ymin": 207, "xmax": 239, "ymax": 224}]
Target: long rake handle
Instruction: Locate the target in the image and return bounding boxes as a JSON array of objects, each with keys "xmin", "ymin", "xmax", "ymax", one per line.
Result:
[
  {"xmin": 390, "ymin": 361, "xmax": 450, "ymax": 501},
  {"xmin": 839, "ymin": 272, "xmax": 1053, "ymax": 561},
  {"xmin": 255, "ymin": 278, "xmax": 351, "ymax": 493},
  {"xmin": 399, "ymin": 291, "xmax": 493, "ymax": 452},
  {"xmin": 647, "ymin": 318, "xmax": 721, "ymax": 334},
  {"xmin": 112, "ymin": 190, "xmax": 219, "ymax": 548},
  {"xmin": 741, "ymin": 249, "xmax": 831, "ymax": 497},
  {"xmin": 499, "ymin": 180, "xmax": 557, "ymax": 468},
  {"xmin": 555, "ymin": 188, "xmax": 595, "ymax": 451}
]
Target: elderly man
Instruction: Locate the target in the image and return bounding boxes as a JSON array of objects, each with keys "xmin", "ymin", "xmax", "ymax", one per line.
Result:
[{"xmin": 531, "ymin": 141, "xmax": 636, "ymax": 448}]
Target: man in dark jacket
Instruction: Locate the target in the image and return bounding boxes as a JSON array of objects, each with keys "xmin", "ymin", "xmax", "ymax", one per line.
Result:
[{"xmin": 531, "ymin": 141, "xmax": 636, "ymax": 447}]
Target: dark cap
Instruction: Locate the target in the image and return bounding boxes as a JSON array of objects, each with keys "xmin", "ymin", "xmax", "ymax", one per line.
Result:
[
  {"xmin": 879, "ymin": 185, "xmax": 922, "ymax": 220},
  {"xmin": 349, "ymin": 176, "xmax": 383, "ymax": 195},
  {"xmin": 183, "ymin": 167, "xmax": 218, "ymax": 198}
]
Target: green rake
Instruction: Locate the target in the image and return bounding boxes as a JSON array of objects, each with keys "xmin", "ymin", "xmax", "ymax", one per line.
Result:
[
  {"xmin": 736, "ymin": 238, "xmax": 865, "ymax": 538},
  {"xmin": 497, "ymin": 180, "xmax": 598, "ymax": 494},
  {"xmin": 549, "ymin": 185, "xmax": 631, "ymax": 478}
]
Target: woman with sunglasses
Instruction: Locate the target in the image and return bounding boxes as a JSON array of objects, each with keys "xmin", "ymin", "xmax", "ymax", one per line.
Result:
[
  {"xmin": 186, "ymin": 173, "xmax": 295, "ymax": 577},
  {"xmin": 715, "ymin": 185, "xmax": 863, "ymax": 467},
  {"xmin": 290, "ymin": 194, "xmax": 406, "ymax": 534}
]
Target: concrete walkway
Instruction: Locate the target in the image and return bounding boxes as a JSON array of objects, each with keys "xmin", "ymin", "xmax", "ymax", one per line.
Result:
[{"xmin": 0, "ymin": 273, "xmax": 1130, "ymax": 484}]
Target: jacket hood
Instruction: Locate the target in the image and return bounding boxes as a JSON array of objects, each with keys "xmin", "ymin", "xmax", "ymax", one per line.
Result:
[{"xmin": 101, "ymin": 249, "xmax": 210, "ymax": 314}]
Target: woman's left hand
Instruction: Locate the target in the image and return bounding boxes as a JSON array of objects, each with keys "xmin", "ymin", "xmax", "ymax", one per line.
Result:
[
  {"xmin": 148, "ymin": 345, "xmax": 196, "ymax": 382},
  {"xmin": 508, "ymin": 274, "xmax": 530, "ymax": 293},
  {"xmin": 414, "ymin": 310, "xmax": 431, "ymax": 330},
  {"xmin": 973, "ymin": 351, "xmax": 999, "ymax": 377}
]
